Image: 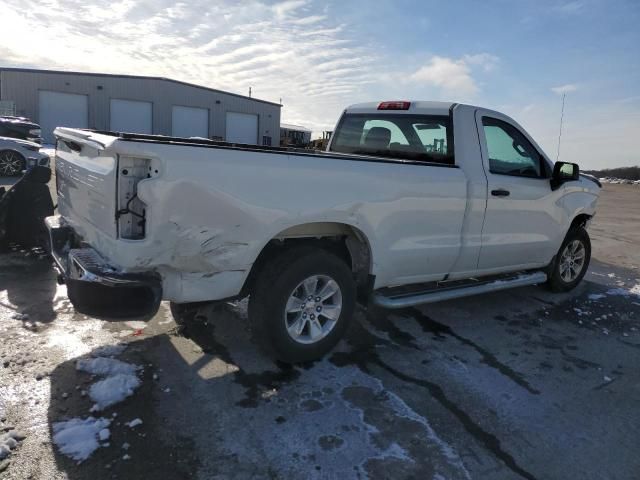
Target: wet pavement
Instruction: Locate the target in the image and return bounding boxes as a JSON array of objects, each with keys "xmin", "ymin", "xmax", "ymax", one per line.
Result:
[{"xmin": 0, "ymin": 184, "xmax": 639, "ymax": 480}]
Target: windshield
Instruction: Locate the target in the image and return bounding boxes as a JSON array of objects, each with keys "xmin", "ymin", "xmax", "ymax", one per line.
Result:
[{"xmin": 329, "ymin": 113, "xmax": 453, "ymax": 164}]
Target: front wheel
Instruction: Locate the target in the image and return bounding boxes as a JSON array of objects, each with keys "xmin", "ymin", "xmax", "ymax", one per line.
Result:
[
  {"xmin": 249, "ymin": 247, "xmax": 356, "ymax": 363},
  {"xmin": 547, "ymin": 227, "xmax": 591, "ymax": 292}
]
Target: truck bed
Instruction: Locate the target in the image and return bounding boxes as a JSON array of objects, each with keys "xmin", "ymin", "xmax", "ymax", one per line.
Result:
[
  {"xmin": 53, "ymin": 126, "xmax": 468, "ymax": 303},
  {"xmin": 82, "ymin": 129, "xmax": 459, "ymax": 168}
]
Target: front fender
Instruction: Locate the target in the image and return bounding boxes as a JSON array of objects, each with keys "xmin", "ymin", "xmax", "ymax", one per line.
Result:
[{"xmin": 560, "ymin": 177, "xmax": 600, "ymax": 235}]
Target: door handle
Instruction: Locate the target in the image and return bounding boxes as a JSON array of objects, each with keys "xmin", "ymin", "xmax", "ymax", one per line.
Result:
[{"xmin": 491, "ymin": 189, "xmax": 510, "ymax": 197}]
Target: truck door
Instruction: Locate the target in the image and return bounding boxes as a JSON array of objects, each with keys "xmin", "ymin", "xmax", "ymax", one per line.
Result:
[{"xmin": 475, "ymin": 110, "xmax": 561, "ymax": 271}]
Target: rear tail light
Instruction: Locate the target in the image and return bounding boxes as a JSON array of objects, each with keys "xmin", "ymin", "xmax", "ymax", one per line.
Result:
[{"xmin": 377, "ymin": 101, "xmax": 411, "ymax": 110}]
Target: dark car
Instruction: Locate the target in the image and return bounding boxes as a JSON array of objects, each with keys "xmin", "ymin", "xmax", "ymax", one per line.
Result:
[{"xmin": 0, "ymin": 116, "xmax": 42, "ymax": 144}]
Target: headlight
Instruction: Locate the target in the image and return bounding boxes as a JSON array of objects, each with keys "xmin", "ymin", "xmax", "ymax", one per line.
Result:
[{"xmin": 24, "ymin": 144, "xmax": 40, "ymax": 152}]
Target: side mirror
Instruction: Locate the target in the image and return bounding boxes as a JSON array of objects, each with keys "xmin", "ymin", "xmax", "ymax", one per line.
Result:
[{"xmin": 551, "ymin": 161, "xmax": 579, "ymax": 190}]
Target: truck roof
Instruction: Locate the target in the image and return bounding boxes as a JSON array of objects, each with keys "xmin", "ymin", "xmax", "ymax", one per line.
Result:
[{"xmin": 345, "ymin": 101, "xmax": 457, "ymax": 116}]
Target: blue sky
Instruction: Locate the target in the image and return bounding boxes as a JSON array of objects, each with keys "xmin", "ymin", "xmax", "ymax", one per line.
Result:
[{"xmin": 1, "ymin": 0, "xmax": 638, "ymax": 168}]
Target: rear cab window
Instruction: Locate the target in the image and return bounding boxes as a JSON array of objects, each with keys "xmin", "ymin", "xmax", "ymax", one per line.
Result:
[{"xmin": 329, "ymin": 114, "xmax": 454, "ymax": 165}]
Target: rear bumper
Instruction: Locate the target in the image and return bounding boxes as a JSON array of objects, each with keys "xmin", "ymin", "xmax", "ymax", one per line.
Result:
[{"xmin": 46, "ymin": 216, "xmax": 162, "ymax": 318}]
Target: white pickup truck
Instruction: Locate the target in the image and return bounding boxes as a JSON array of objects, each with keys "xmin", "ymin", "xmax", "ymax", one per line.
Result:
[{"xmin": 47, "ymin": 100, "xmax": 600, "ymax": 362}]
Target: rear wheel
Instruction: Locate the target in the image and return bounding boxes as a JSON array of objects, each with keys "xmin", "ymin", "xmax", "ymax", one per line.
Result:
[
  {"xmin": 0, "ymin": 150, "xmax": 25, "ymax": 177},
  {"xmin": 249, "ymin": 247, "xmax": 356, "ymax": 363},
  {"xmin": 547, "ymin": 227, "xmax": 591, "ymax": 292}
]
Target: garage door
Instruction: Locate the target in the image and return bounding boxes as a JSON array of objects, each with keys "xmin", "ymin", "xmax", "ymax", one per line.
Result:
[
  {"xmin": 172, "ymin": 106, "xmax": 209, "ymax": 138},
  {"xmin": 39, "ymin": 91, "xmax": 88, "ymax": 143},
  {"xmin": 110, "ymin": 99, "xmax": 152, "ymax": 134},
  {"xmin": 226, "ymin": 112, "xmax": 258, "ymax": 144}
]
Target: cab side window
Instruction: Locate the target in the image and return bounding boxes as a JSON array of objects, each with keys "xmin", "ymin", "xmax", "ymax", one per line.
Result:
[{"xmin": 482, "ymin": 117, "xmax": 545, "ymax": 178}]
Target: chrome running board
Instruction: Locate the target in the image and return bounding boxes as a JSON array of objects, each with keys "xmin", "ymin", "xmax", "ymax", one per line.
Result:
[{"xmin": 372, "ymin": 272, "xmax": 548, "ymax": 309}]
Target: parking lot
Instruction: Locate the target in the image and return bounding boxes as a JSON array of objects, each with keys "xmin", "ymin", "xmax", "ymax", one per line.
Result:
[{"xmin": 1, "ymin": 177, "xmax": 639, "ymax": 479}]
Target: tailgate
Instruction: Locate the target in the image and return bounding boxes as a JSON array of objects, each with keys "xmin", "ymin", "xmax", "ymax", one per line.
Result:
[{"xmin": 54, "ymin": 128, "xmax": 119, "ymax": 238}]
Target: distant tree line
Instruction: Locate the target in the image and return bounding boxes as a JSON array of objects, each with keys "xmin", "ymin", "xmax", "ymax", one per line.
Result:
[{"xmin": 583, "ymin": 165, "xmax": 640, "ymax": 180}]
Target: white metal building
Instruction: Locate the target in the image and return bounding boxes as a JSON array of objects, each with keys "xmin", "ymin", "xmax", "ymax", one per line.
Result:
[{"xmin": 0, "ymin": 68, "xmax": 281, "ymax": 145}]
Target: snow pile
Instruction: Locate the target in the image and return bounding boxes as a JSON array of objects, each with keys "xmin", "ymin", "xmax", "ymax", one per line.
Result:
[
  {"xmin": 92, "ymin": 344, "xmax": 128, "ymax": 358},
  {"xmin": 52, "ymin": 417, "xmax": 111, "ymax": 462},
  {"xmin": 0, "ymin": 430, "xmax": 25, "ymax": 460},
  {"xmin": 125, "ymin": 418, "xmax": 143, "ymax": 428},
  {"xmin": 606, "ymin": 284, "xmax": 640, "ymax": 298},
  {"xmin": 75, "ymin": 346, "xmax": 142, "ymax": 411},
  {"xmin": 588, "ymin": 293, "xmax": 606, "ymax": 301},
  {"xmin": 53, "ymin": 343, "xmax": 144, "ymax": 463},
  {"xmin": 89, "ymin": 374, "xmax": 141, "ymax": 411},
  {"xmin": 76, "ymin": 357, "xmax": 138, "ymax": 377}
]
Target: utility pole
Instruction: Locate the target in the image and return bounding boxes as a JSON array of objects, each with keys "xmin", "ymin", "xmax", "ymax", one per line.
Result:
[
  {"xmin": 249, "ymin": 86, "xmax": 252, "ymax": 98},
  {"xmin": 556, "ymin": 92, "xmax": 566, "ymax": 161}
]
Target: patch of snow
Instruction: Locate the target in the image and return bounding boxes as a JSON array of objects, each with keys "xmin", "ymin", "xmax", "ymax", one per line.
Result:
[
  {"xmin": 92, "ymin": 344, "xmax": 127, "ymax": 358},
  {"xmin": 125, "ymin": 321, "xmax": 148, "ymax": 330},
  {"xmin": 98, "ymin": 428, "xmax": 110, "ymax": 441},
  {"xmin": 588, "ymin": 293, "xmax": 606, "ymax": 301},
  {"xmin": 606, "ymin": 284, "xmax": 640, "ymax": 298},
  {"xmin": 126, "ymin": 418, "xmax": 143, "ymax": 428},
  {"xmin": 52, "ymin": 417, "xmax": 110, "ymax": 462},
  {"xmin": 123, "ymin": 454, "xmax": 131, "ymax": 460},
  {"xmin": 89, "ymin": 374, "xmax": 141, "ymax": 410},
  {"xmin": 0, "ymin": 430, "xmax": 25, "ymax": 460},
  {"xmin": 76, "ymin": 357, "xmax": 139, "ymax": 377}
]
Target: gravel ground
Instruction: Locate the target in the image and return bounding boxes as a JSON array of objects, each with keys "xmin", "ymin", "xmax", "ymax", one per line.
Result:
[{"xmin": 0, "ymin": 182, "xmax": 638, "ymax": 480}]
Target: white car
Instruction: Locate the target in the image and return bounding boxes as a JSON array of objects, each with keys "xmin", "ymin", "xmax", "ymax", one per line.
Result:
[
  {"xmin": 47, "ymin": 101, "xmax": 601, "ymax": 362},
  {"xmin": 0, "ymin": 137, "xmax": 50, "ymax": 176}
]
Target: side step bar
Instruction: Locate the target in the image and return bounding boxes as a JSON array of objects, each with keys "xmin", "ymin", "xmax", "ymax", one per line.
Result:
[{"xmin": 372, "ymin": 272, "xmax": 548, "ymax": 309}]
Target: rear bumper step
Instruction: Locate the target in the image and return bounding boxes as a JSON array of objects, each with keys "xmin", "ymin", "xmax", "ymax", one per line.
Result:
[
  {"xmin": 372, "ymin": 272, "xmax": 548, "ymax": 309},
  {"xmin": 45, "ymin": 216, "xmax": 162, "ymax": 318}
]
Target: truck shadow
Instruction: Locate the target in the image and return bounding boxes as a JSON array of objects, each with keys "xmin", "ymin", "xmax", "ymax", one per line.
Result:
[
  {"xmin": 0, "ymin": 247, "xmax": 59, "ymax": 325},
  {"xmin": 44, "ymin": 260, "xmax": 640, "ymax": 480}
]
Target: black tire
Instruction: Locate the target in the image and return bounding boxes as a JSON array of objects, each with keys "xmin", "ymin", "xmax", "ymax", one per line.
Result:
[
  {"xmin": 0, "ymin": 150, "xmax": 26, "ymax": 177},
  {"xmin": 248, "ymin": 246, "xmax": 356, "ymax": 363},
  {"xmin": 547, "ymin": 227, "xmax": 591, "ymax": 292}
]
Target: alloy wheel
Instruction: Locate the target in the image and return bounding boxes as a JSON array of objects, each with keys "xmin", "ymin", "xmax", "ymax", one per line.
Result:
[
  {"xmin": 0, "ymin": 151, "xmax": 24, "ymax": 176},
  {"xmin": 559, "ymin": 239, "xmax": 586, "ymax": 283},
  {"xmin": 284, "ymin": 274, "xmax": 343, "ymax": 345}
]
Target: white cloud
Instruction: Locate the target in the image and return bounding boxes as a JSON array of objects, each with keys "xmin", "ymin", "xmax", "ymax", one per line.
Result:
[
  {"xmin": 551, "ymin": 84, "xmax": 578, "ymax": 94},
  {"xmin": 463, "ymin": 53, "xmax": 500, "ymax": 72},
  {"xmin": 289, "ymin": 14, "xmax": 327, "ymax": 25},
  {"xmin": 0, "ymin": 0, "xmax": 378, "ymax": 134},
  {"xmin": 408, "ymin": 54, "xmax": 499, "ymax": 98},
  {"xmin": 272, "ymin": 0, "xmax": 309, "ymax": 19}
]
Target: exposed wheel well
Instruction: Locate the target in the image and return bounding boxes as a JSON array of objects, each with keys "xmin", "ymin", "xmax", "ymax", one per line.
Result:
[
  {"xmin": 241, "ymin": 223, "xmax": 372, "ymax": 298},
  {"xmin": 0, "ymin": 149, "xmax": 25, "ymax": 159},
  {"xmin": 570, "ymin": 213, "xmax": 592, "ymax": 230}
]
